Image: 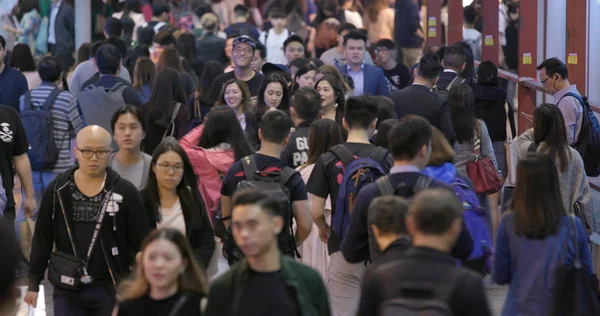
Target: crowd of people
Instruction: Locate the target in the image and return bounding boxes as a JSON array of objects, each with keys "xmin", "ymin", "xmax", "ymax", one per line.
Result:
[{"xmin": 0, "ymin": 0, "xmax": 598, "ymax": 316}]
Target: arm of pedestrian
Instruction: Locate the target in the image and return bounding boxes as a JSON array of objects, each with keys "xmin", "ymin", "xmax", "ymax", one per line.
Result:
[
  {"xmin": 292, "ymin": 200, "xmax": 312, "ymax": 246},
  {"xmin": 311, "ymin": 196, "xmax": 330, "ymax": 243},
  {"xmin": 14, "ymin": 154, "xmax": 35, "ymax": 217}
]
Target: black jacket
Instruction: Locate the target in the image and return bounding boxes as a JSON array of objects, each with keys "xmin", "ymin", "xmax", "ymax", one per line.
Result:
[
  {"xmin": 435, "ymin": 71, "xmax": 460, "ymax": 90},
  {"xmin": 391, "ymin": 85, "xmax": 455, "ymax": 143},
  {"xmin": 473, "ymin": 84, "xmax": 516, "ymax": 142},
  {"xmin": 141, "ymin": 189, "xmax": 215, "ymax": 268},
  {"xmin": 28, "ymin": 166, "xmax": 151, "ymax": 291},
  {"xmin": 369, "ymin": 238, "xmax": 411, "ymax": 270},
  {"xmin": 357, "ymin": 247, "xmax": 491, "ymax": 316}
]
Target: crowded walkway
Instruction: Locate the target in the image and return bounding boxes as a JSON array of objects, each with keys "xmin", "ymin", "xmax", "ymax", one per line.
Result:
[{"xmin": 0, "ymin": 1, "xmax": 599, "ymax": 316}]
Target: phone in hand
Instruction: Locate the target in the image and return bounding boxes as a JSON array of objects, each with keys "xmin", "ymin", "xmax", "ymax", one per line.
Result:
[{"xmin": 521, "ymin": 112, "xmax": 533, "ymax": 123}]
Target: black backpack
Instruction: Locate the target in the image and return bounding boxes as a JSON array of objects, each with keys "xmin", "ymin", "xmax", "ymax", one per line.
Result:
[
  {"xmin": 432, "ymin": 76, "xmax": 466, "ymax": 104},
  {"xmin": 20, "ymin": 88, "xmax": 62, "ymax": 171},
  {"xmin": 222, "ymin": 155, "xmax": 298, "ymax": 265}
]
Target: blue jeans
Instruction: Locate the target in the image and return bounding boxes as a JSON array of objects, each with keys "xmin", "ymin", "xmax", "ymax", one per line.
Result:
[
  {"xmin": 15, "ymin": 171, "xmax": 57, "ymax": 243},
  {"xmin": 54, "ymin": 286, "xmax": 116, "ymax": 316}
]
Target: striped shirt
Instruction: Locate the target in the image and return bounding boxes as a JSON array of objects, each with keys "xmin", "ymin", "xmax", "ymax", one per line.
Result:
[{"xmin": 19, "ymin": 83, "xmax": 85, "ymax": 173}]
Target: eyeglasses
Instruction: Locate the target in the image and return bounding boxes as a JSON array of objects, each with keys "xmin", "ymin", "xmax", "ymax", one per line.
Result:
[
  {"xmin": 234, "ymin": 47, "xmax": 253, "ymax": 55},
  {"xmin": 540, "ymin": 76, "xmax": 552, "ymax": 84},
  {"xmin": 375, "ymin": 48, "xmax": 389, "ymax": 54},
  {"xmin": 77, "ymin": 148, "xmax": 111, "ymax": 159},
  {"xmin": 155, "ymin": 162, "xmax": 184, "ymax": 173}
]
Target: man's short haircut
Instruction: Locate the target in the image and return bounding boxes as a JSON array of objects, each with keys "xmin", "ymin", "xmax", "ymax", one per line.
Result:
[
  {"xmin": 374, "ymin": 96, "xmax": 397, "ymax": 128},
  {"xmin": 344, "ymin": 96, "xmax": 380, "ymax": 130},
  {"xmin": 96, "ymin": 44, "xmax": 122, "ymax": 75},
  {"xmin": 290, "ymin": 58, "xmax": 309, "ymax": 70},
  {"xmin": 90, "ymin": 40, "xmax": 106, "ymax": 59},
  {"xmin": 338, "ymin": 22, "xmax": 357, "ymax": 35},
  {"xmin": 375, "ymin": 39, "xmax": 395, "ymax": 50},
  {"xmin": 256, "ymin": 42, "xmax": 267, "ymax": 59},
  {"xmin": 137, "ymin": 26, "xmax": 155, "ymax": 46},
  {"xmin": 343, "ymin": 30, "xmax": 367, "ymax": 46},
  {"xmin": 104, "ymin": 17, "xmax": 123, "ymax": 38},
  {"xmin": 417, "ymin": 53, "xmax": 444, "ymax": 80},
  {"xmin": 269, "ymin": 9, "xmax": 287, "ymax": 19},
  {"xmin": 443, "ymin": 45, "xmax": 466, "ymax": 69},
  {"xmin": 152, "ymin": 1, "xmax": 171, "ymax": 16},
  {"xmin": 154, "ymin": 30, "xmax": 176, "ymax": 46},
  {"xmin": 388, "ymin": 115, "xmax": 432, "ymax": 161},
  {"xmin": 259, "ymin": 110, "xmax": 293, "ymax": 144},
  {"xmin": 0, "ymin": 35, "xmax": 5, "ymax": 49},
  {"xmin": 234, "ymin": 4, "xmax": 249, "ymax": 16},
  {"xmin": 410, "ymin": 189, "xmax": 463, "ymax": 235},
  {"xmin": 110, "ymin": 104, "xmax": 148, "ymax": 133},
  {"xmin": 292, "ymin": 88, "xmax": 321, "ymax": 122},
  {"xmin": 106, "ymin": 37, "xmax": 128, "ymax": 59},
  {"xmin": 38, "ymin": 56, "xmax": 63, "ymax": 82},
  {"xmin": 536, "ymin": 57, "xmax": 569, "ymax": 80},
  {"xmin": 368, "ymin": 196, "xmax": 409, "ymax": 235},
  {"xmin": 463, "ymin": 5, "xmax": 477, "ymax": 25},
  {"xmin": 284, "ymin": 35, "xmax": 304, "ymax": 51},
  {"xmin": 233, "ymin": 188, "xmax": 282, "ymax": 217}
]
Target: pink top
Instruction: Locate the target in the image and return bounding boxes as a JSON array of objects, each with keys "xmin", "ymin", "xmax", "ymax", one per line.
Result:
[{"xmin": 180, "ymin": 125, "xmax": 235, "ymax": 220}]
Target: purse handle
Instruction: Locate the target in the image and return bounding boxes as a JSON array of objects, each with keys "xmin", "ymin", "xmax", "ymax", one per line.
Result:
[
  {"xmin": 505, "ymin": 102, "xmax": 514, "ymax": 141},
  {"xmin": 473, "ymin": 122, "xmax": 482, "ymax": 160}
]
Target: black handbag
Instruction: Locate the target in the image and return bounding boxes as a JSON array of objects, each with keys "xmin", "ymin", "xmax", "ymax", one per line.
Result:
[
  {"xmin": 551, "ymin": 215, "xmax": 600, "ymax": 316},
  {"xmin": 48, "ymin": 188, "xmax": 110, "ymax": 291}
]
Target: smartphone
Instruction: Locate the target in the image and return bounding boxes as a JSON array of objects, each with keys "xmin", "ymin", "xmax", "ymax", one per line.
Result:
[{"xmin": 520, "ymin": 112, "xmax": 533, "ymax": 118}]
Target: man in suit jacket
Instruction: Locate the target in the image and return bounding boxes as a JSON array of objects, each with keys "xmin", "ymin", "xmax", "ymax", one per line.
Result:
[
  {"xmin": 357, "ymin": 189, "xmax": 491, "ymax": 316},
  {"xmin": 435, "ymin": 45, "xmax": 466, "ymax": 90},
  {"xmin": 338, "ymin": 31, "xmax": 390, "ymax": 97},
  {"xmin": 391, "ymin": 53, "xmax": 455, "ymax": 142},
  {"xmin": 48, "ymin": 0, "xmax": 75, "ymax": 71}
]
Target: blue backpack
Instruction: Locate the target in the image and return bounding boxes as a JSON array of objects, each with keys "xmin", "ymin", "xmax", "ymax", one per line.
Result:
[
  {"xmin": 560, "ymin": 92, "xmax": 600, "ymax": 177},
  {"xmin": 20, "ymin": 88, "xmax": 62, "ymax": 171},
  {"xmin": 330, "ymin": 145, "xmax": 389, "ymax": 240}
]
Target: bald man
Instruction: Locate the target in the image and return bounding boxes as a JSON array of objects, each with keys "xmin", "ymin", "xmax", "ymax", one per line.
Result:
[{"xmin": 24, "ymin": 125, "xmax": 151, "ymax": 316}]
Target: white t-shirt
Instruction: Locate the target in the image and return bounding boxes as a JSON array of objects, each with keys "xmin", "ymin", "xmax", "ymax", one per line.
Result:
[
  {"xmin": 259, "ymin": 28, "xmax": 290, "ymax": 65},
  {"xmin": 158, "ymin": 199, "xmax": 186, "ymax": 235}
]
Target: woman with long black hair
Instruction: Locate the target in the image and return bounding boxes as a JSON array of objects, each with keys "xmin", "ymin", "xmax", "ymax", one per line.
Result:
[
  {"xmin": 315, "ymin": 74, "xmax": 346, "ymax": 136},
  {"xmin": 141, "ymin": 138, "xmax": 215, "ymax": 268}
]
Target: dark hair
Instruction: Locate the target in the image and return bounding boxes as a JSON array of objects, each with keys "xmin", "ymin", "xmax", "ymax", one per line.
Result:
[
  {"xmin": 19, "ymin": 0, "xmax": 39, "ymax": 13},
  {"xmin": 374, "ymin": 96, "xmax": 397, "ymax": 128},
  {"xmin": 198, "ymin": 105, "xmax": 254, "ymax": 160},
  {"xmin": 536, "ymin": 57, "xmax": 569, "ymax": 80},
  {"xmin": 232, "ymin": 188, "xmax": 282, "ymax": 217},
  {"xmin": 37, "ymin": 56, "xmax": 62, "ymax": 82},
  {"xmin": 106, "ymin": 36, "xmax": 128, "ymax": 58},
  {"xmin": 124, "ymin": 45, "xmax": 150, "ymax": 76},
  {"xmin": 176, "ymin": 33, "xmax": 199, "ymax": 64},
  {"xmin": 110, "ymin": 104, "xmax": 148, "ymax": 133},
  {"xmin": 0, "ymin": 35, "xmax": 5, "ymax": 50},
  {"xmin": 154, "ymin": 30, "xmax": 176, "ymax": 46},
  {"xmin": 269, "ymin": 9, "xmax": 287, "ymax": 19},
  {"xmin": 75, "ymin": 42, "xmax": 92, "ymax": 67},
  {"xmin": 443, "ymin": 45, "xmax": 466, "ymax": 70},
  {"xmin": 375, "ymin": 39, "xmax": 395, "ymax": 50},
  {"xmin": 427, "ymin": 126, "xmax": 456, "ymax": 166},
  {"xmin": 90, "ymin": 40, "xmax": 105, "ymax": 58},
  {"xmin": 214, "ymin": 79, "xmax": 252, "ymax": 113},
  {"xmin": 342, "ymin": 75, "xmax": 354, "ymax": 91},
  {"xmin": 291, "ymin": 87, "xmax": 321, "ymax": 122},
  {"xmin": 389, "ymin": 115, "xmax": 432, "ymax": 161},
  {"xmin": 137, "ymin": 26, "xmax": 155, "ymax": 46},
  {"xmin": 255, "ymin": 73, "xmax": 291, "ymax": 117},
  {"xmin": 234, "ymin": 4, "xmax": 249, "ymax": 16},
  {"xmin": 454, "ymin": 41, "xmax": 475, "ymax": 85},
  {"xmin": 195, "ymin": 3, "xmax": 212, "ymax": 19},
  {"xmin": 283, "ymin": 35, "xmax": 305, "ymax": 51},
  {"xmin": 256, "ymin": 42, "xmax": 267, "ymax": 59},
  {"xmin": 9, "ymin": 43, "xmax": 36, "ymax": 72},
  {"xmin": 320, "ymin": 0, "xmax": 339, "ymax": 15},
  {"xmin": 305, "ymin": 119, "xmax": 344, "ymax": 166},
  {"xmin": 133, "ymin": 57, "xmax": 156, "ymax": 89},
  {"xmin": 410, "ymin": 188, "xmax": 463, "ymax": 235},
  {"xmin": 512, "ymin": 153, "xmax": 566, "ymax": 238},
  {"xmin": 290, "ymin": 57, "xmax": 309, "ymax": 70},
  {"xmin": 121, "ymin": 0, "xmax": 140, "ymax": 15},
  {"xmin": 344, "ymin": 96, "xmax": 380, "ymax": 130},
  {"xmin": 146, "ymin": 138, "xmax": 206, "ymax": 231},
  {"xmin": 198, "ymin": 61, "xmax": 224, "ymax": 103},
  {"xmin": 463, "ymin": 5, "xmax": 477, "ymax": 24},
  {"xmin": 315, "ymin": 74, "xmax": 345, "ymax": 127},
  {"xmin": 417, "ymin": 53, "xmax": 444, "ymax": 80},
  {"xmin": 368, "ymin": 196, "xmax": 409, "ymax": 235},
  {"xmin": 373, "ymin": 119, "xmax": 397, "ymax": 149},
  {"xmin": 476, "ymin": 61, "xmax": 499, "ymax": 86},
  {"xmin": 152, "ymin": 1, "xmax": 171, "ymax": 16},
  {"xmin": 147, "ymin": 68, "xmax": 187, "ymax": 126},
  {"xmin": 343, "ymin": 30, "xmax": 367, "ymax": 46},
  {"xmin": 292, "ymin": 63, "xmax": 316, "ymax": 91},
  {"xmin": 533, "ymin": 104, "xmax": 571, "ymax": 172},
  {"xmin": 259, "ymin": 110, "xmax": 293, "ymax": 144},
  {"xmin": 120, "ymin": 15, "xmax": 135, "ymax": 44},
  {"xmin": 449, "ymin": 83, "xmax": 477, "ymax": 144},
  {"xmin": 104, "ymin": 17, "xmax": 123, "ymax": 38},
  {"xmin": 96, "ymin": 44, "xmax": 122, "ymax": 75},
  {"xmin": 156, "ymin": 47, "xmax": 183, "ymax": 72},
  {"xmin": 308, "ymin": 58, "xmax": 324, "ymax": 68}
]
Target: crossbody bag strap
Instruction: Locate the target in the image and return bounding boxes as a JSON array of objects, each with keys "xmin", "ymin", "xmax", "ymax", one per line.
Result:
[
  {"xmin": 505, "ymin": 102, "xmax": 513, "ymax": 141},
  {"xmin": 473, "ymin": 122, "xmax": 482, "ymax": 159},
  {"xmin": 168, "ymin": 294, "xmax": 189, "ymax": 316},
  {"xmin": 56, "ymin": 185, "xmax": 79, "ymax": 258},
  {"xmin": 241, "ymin": 155, "xmax": 259, "ymax": 181},
  {"xmin": 163, "ymin": 102, "xmax": 182, "ymax": 139}
]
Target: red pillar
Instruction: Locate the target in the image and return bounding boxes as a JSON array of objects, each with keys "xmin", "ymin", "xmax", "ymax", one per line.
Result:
[
  {"xmin": 426, "ymin": 0, "xmax": 442, "ymax": 48},
  {"xmin": 481, "ymin": 0, "xmax": 499, "ymax": 63},
  {"xmin": 565, "ymin": 0, "xmax": 588, "ymax": 94},
  {"xmin": 447, "ymin": 0, "xmax": 464, "ymax": 45},
  {"xmin": 517, "ymin": 0, "xmax": 539, "ymax": 133}
]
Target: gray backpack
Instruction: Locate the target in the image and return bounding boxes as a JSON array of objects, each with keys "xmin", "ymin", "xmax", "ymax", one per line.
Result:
[
  {"xmin": 378, "ymin": 269, "xmax": 467, "ymax": 316},
  {"xmin": 432, "ymin": 76, "xmax": 466, "ymax": 105},
  {"xmin": 78, "ymin": 82, "xmax": 128, "ymax": 150}
]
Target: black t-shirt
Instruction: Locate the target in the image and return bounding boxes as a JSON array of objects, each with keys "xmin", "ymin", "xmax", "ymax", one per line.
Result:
[
  {"xmin": 69, "ymin": 176, "xmax": 111, "ymax": 283},
  {"xmin": 281, "ymin": 121, "xmax": 311, "ymax": 168},
  {"xmin": 0, "ymin": 105, "xmax": 29, "ymax": 215},
  {"xmin": 221, "ymin": 154, "xmax": 308, "ymax": 202},
  {"xmin": 305, "ymin": 143, "xmax": 393, "ymax": 254},
  {"xmin": 383, "ymin": 64, "xmax": 411, "ymax": 93},
  {"xmin": 236, "ymin": 269, "xmax": 301, "ymax": 316},
  {"xmin": 118, "ymin": 291, "xmax": 202, "ymax": 316},
  {"xmin": 208, "ymin": 71, "xmax": 264, "ymax": 106}
]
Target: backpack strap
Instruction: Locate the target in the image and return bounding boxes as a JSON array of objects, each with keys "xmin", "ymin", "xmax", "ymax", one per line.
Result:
[
  {"xmin": 329, "ymin": 144, "xmax": 355, "ymax": 167},
  {"xmin": 241, "ymin": 155, "xmax": 259, "ymax": 181},
  {"xmin": 41, "ymin": 87, "xmax": 62, "ymax": 111},
  {"xmin": 370, "ymin": 147, "xmax": 389, "ymax": 165},
  {"xmin": 278, "ymin": 166, "xmax": 297, "ymax": 185},
  {"xmin": 376, "ymin": 175, "xmax": 394, "ymax": 196},
  {"xmin": 24, "ymin": 91, "xmax": 33, "ymax": 110},
  {"xmin": 558, "ymin": 92, "xmax": 585, "ymax": 107},
  {"xmin": 528, "ymin": 142, "xmax": 538, "ymax": 152},
  {"xmin": 446, "ymin": 75, "xmax": 465, "ymax": 90},
  {"xmin": 414, "ymin": 174, "xmax": 434, "ymax": 193},
  {"xmin": 162, "ymin": 102, "xmax": 182, "ymax": 139}
]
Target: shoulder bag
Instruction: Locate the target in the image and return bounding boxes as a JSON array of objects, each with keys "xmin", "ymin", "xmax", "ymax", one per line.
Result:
[
  {"xmin": 162, "ymin": 102, "xmax": 182, "ymax": 140},
  {"xmin": 466, "ymin": 126, "xmax": 502, "ymax": 195}
]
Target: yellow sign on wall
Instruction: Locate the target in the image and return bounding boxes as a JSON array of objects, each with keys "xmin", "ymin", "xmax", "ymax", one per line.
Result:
[
  {"xmin": 428, "ymin": 27, "xmax": 437, "ymax": 38},
  {"xmin": 567, "ymin": 53, "xmax": 578, "ymax": 65},
  {"xmin": 428, "ymin": 17, "xmax": 436, "ymax": 27},
  {"xmin": 522, "ymin": 53, "xmax": 532, "ymax": 65},
  {"xmin": 484, "ymin": 35, "xmax": 494, "ymax": 46}
]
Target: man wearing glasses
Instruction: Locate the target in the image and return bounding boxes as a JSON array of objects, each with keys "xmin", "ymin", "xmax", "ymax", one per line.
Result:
[
  {"xmin": 375, "ymin": 39, "xmax": 411, "ymax": 93},
  {"xmin": 208, "ymin": 35, "xmax": 265, "ymax": 106},
  {"xmin": 24, "ymin": 125, "xmax": 151, "ymax": 315}
]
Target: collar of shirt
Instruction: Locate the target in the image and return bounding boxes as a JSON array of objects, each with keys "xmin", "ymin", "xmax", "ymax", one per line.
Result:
[
  {"xmin": 553, "ymin": 84, "xmax": 579, "ymax": 103},
  {"xmin": 390, "ymin": 165, "xmax": 421, "ymax": 174},
  {"xmin": 238, "ymin": 112, "xmax": 246, "ymax": 130},
  {"xmin": 443, "ymin": 69, "xmax": 458, "ymax": 74},
  {"xmin": 411, "ymin": 82, "xmax": 430, "ymax": 89},
  {"xmin": 347, "ymin": 63, "xmax": 365, "ymax": 73},
  {"xmin": 52, "ymin": 0, "xmax": 62, "ymax": 9}
]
